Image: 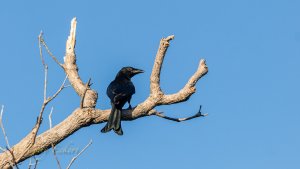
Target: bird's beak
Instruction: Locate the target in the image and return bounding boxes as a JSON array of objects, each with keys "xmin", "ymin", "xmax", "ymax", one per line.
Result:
[{"xmin": 132, "ymin": 68, "xmax": 144, "ymax": 75}]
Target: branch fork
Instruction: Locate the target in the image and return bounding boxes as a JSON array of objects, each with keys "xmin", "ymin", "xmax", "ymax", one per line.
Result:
[{"xmin": 0, "ymin": 17, "xmax": 208, "ymax": 168}]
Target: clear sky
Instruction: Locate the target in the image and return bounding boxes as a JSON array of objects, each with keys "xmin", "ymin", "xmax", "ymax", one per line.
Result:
[{"xmin": 0, "ymin": 0, "xmax": 299, "ymax": 168}]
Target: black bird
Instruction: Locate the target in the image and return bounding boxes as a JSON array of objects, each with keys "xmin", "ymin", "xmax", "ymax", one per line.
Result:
[{"xmin": 101, "ymin": 67, "xmax": 144, "ymax": 135}]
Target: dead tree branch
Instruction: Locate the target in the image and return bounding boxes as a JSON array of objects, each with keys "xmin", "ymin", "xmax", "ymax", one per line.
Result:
[
  {"xmin": 62, "ymin": 18, "xmax": 98, "ymax": 108},
  {"xmin": 154, "ymin": 105, "xmax": 208, "ymax": 122},
  {"xmin": 80, "ymin": 78, "xmax": 92, "ymax": 109},
  {"xmin": 14, "ymin": 35, "xmax": 69, "ymax": 163},
  {"xmin": 49, "ymin": 107, "xmax": 62, "ymax": 169},
  {"xmin": 0, "ymin": 105, "xmax": 10, "ymax": 149},
  {"xmin": 66, "ymin": 140, "xmax": 92, "ymax": 169},
  {"xmin": 28, "ymin": 157, "xmax": 39, "ymax": 169},
  {"xmin": 0, "ymin": 17, "xmax": 208, "ymax": 168},
  {"xmin": 0, "ymin": 106, "xmax": 16, "ymax": 168},
  {"xmin": 39, "ymin": 33, "xmax": 63, "ymax": 68}
]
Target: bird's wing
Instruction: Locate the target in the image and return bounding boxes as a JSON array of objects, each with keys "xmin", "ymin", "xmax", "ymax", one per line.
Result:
[{"xmin": 107, "ymin": 80, "xmax": 135, "ymax": 105}]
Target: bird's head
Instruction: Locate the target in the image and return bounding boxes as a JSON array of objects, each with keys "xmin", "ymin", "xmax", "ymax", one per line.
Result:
[{"xmin": 116, "ymin": 66, "xmax": 144, "ymax": 79}]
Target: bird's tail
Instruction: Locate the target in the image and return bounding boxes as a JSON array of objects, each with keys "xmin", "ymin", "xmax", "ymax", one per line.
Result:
[{"xmin": 101, "ymin": 105, "xmax": 123, "ymax": 135}]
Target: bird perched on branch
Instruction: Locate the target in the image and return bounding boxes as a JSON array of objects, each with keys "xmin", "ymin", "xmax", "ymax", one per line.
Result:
[{"xmin": 101, "ymin": 67, "xmax": 144, "ymax": 135}]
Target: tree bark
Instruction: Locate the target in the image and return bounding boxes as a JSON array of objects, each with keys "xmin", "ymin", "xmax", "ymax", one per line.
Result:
[{"xmin": 0, "ymin": 17, "xmax": 208, "ymax": 168}]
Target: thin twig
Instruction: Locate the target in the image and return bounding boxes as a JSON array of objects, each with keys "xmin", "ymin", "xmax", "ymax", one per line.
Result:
[
  {"xmin": 66, "ymin": 140, "xmax": 93, "ymax": 169},
  {"xmin": 51, "ymin": 144, "xmax": 62, "ymax": 169},
  {"xmin": 80, "ymin": 78, "xmax": 91, "ymax": 109},
  {"xmin": 28, "ymin": 156, "xmax": 39, "ymax": 169},
  {"xmin": 39, "ymin": 31, "xmax": 48, "ymax": 101},
  {"xmin": 154, "ymin": 105, "xmax": 207, "ymax": 122},
  {"xmin": 0, "ymin": 106, "xmax": 15, "ymax": 168},
  {"xmin": 46, "ymin": 75, "xmax": 68, "ymax": 103},
  {"xmin": 18, "ymin": 76, "xmax": 67, "ymax": 162},
  {"xmin": 0, "ymin": 105, "xmax": 10, "ymax": 149},
  {"xmin": 38, "ymin": 31, "xmax": 45, "ymax": 67},
  {"xmin": 39, "ymin": 34, "xmax": 63, "ymax": 67},
  {"xmin": 48, "ymin": 107, "xmax": 62, "ymax": 169},
  {"xmin": 33, "ymin": 156, "xmax": 38, "ymax": 169},
  {"xmin": 28, "ymin": 158, "xmax": 32, "ymax": 169},
  {"xmin": 49, "ymin": 107, "xmax": 54, "ymax": 129},
  {"xmin": 39, "ymin": 31, "xmax": 49, "ymax": 101},
  {"xmin": 37, "ymin": 75, "xmax": 68, "ymax": 133},
  {"xmin": 16, "ymin": 37, "xmax": 69, "ymax": 163},
  {"xmin": 44, "ymin": 65, "xmax": 48, "ymax": 102}
]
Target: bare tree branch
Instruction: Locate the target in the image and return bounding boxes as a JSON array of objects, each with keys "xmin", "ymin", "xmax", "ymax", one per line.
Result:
[
  {"xmin": 0, "ymin": 106, "xmax": 15, "ymax": 169},
  {"xmin": 38, "ymin": 31, "xmax": 46, "ymax": 67},
  {"xmin": 0, "ymin": 105, "xmax": 10, "ymax": 149},
  {"xmin": 154, "ymin": 105, "xmax": 208, "ymax": 122},
  {"xmin": 15, "ymin": 37, "xmax": 69, "ymax": 162},
  {"xmin": 161, "ymin": 59, "xmax": 208, "ymax": 104},
  {"xmin": 51, "ymin": 146, "xmax": 61, "ymax": 169},
  {"xmin": 49, "ymin": 107, "xmax": 62, "ymax": 169},
  {"xmin": 150, "ymin": 35, "xmax": 174, "ymax": 96},
  {"xmin": 80, "ymin": 78, "xmax": 91, "ymax": 109},
  {"xmin": 48, "ymin": 107, "xmax": 54, "ymax": 129},
  {"xmin": 33, "ymin": 157, "xmax": 38, "ymax": 169},
  {"xmin": 43, "ymin": 64, "xmax": 48, "ymax": 102},
  {"xmin": 39, "ymin": 35, "xmax": 64, "ymax": 68},
  {"xmin": 63, "ymin": 18, "xmax": 98, "ymax": 108},
  {"xmin": 47, "ymin": 75, "xmax": 68, "ymax": 103},
  {"xmin": 66, "ymin": 140, "xmax": 92, "ymax": 169},
  {"xmin": 28, "ymin": 158, "xmax": 32, "ymax": 169},
  {"xmin": 28, "ymin": 157, "xmax": 38, "ymax": 169},
  {"xmin": 0, "ymin": 17, "xmax": 208, "ymax": 168},
  {"xmin": 39, "ymin": 32, "xmax": 48, "ymax": 102}
]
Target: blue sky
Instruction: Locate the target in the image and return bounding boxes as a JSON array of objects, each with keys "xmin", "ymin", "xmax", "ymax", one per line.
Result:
[{"xmin": 0, "ymin": 0, "xmax": 299, "ymax": 168}]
